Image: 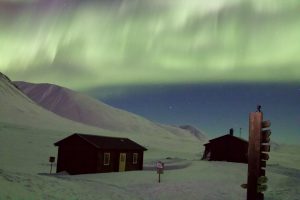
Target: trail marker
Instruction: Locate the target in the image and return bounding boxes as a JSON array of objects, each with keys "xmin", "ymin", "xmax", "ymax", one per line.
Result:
[
  {"xmin": 156, "ymin": 161, "xmax": 164, "ymax": 183},
  {"xmin": 246, "ymin": 106, "xmax": 271, "ymax": 200}
]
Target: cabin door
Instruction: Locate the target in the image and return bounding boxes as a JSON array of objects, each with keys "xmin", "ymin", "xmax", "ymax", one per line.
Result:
[{"xmin": 119, "ymin": 153, "xmax": 126, "ymax": 172}]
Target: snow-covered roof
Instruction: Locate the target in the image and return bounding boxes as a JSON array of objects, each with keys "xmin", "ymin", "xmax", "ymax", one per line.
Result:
[
  {"xmin": 54, "ymin": 133, "xmax": 147, "ymax": 151},
  {"xmin": 204, "ymin": 134, "xmax": 248, "ymax": 146}
]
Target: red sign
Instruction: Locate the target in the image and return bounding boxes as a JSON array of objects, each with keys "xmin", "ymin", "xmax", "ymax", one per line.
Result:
[{"xmin": 156, "ymin": 161, "xmax": 164, "ymax": 174}]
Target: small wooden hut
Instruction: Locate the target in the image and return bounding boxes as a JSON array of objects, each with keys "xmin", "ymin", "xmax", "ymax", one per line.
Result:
[
  {"xmin": 202, "ymin": 129, "xmax": 248, "ymax": 163},
  {"xmin": 54, "ymin": 133, "xmax": 147, "ymax": 175}
]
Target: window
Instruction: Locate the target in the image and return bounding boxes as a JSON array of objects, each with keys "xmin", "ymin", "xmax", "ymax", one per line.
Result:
[
  {"xmin": 104, "ymin": 153, "xmax": 110, "ymax": 165},
  {"xmin": 133, "ymin": 153, "xmax": 138, "ymax": 164}
]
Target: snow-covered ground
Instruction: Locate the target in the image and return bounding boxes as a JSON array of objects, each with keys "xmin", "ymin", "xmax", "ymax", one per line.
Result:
[
  {"xmin": 1, "ymin": 123, "xmax": 300, "ymax": 200},
  {"xmin": 1, "ymin": 73, "xmax": 300, "ymax": 199}
]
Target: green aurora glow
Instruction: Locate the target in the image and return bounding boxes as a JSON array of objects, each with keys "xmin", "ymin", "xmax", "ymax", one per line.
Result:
[{"xmin": 1, "ymin": 0, "xmax": 300, "ymax": 89}]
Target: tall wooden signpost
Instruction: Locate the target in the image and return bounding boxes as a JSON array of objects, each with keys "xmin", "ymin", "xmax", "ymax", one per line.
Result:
[{"xmin": 247, "ymin": 107, "xmax": 271, "ymax": 200}]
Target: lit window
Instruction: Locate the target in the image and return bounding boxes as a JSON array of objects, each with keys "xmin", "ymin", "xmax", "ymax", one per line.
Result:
[
  {"xmin": 133, "ymin": 153, "xmax": 138, "ymax": 164},
  {"xmin": 104, "ymin": 153, "xmax": 110, "ymax": 165}
]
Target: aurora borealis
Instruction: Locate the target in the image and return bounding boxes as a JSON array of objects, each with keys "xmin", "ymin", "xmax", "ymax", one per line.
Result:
[
  {"xmin": 1, "ymin": 0, "xmax": 300, "ymax": 89},
  {"xmin": 1, "ymin": 0, "xmax": 299, "ymax": 142}
]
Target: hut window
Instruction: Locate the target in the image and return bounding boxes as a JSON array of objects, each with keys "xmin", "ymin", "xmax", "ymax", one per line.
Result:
[
  {"xmin": 104, "ymin": 153, "xmax": 110, "ymax": 165},
  {"xmin": 133, "ymin": 153, "xmax": 138, "ymax": 164}
]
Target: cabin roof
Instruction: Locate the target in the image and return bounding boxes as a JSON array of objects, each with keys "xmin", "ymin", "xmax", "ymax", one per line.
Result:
[
  {"xmin": 54, "ymin": 133, "xmax": 147, "ymax": 151},
  {"xmin": 204, "ymin": 134, "xmax": 248, "ymax": 146}
]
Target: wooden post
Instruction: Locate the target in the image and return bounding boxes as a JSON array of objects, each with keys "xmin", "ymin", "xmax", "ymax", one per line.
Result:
[
  {"xmin": 158, "ymin": 172, "xmax": 161, "ymax": 183},
  {"xmin": 156, "ymin": 161, "xmax": 164, "ymax": 183},
  {"xmin": 247, "ymin": 112, "xmax": 263, "ymax": 200},
  {"xmin": 49, "ymin": 156, "xmax": 55, "ymax": 174},
  {"xmin": 243, "ymin": 109, "xmax": 270, "ymax": 199},
  {"xmin": 50, "ymin": 163, "xmax": 53, "ymax": 174}
]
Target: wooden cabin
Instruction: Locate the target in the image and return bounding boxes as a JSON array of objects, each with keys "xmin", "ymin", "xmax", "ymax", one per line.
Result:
[
  {"xmin": 54, "ymin": 133, "xmax": 147, "ymax": 175},
  {"xmin": 202, "ymin": 129, "xmax": 248, "ymax": 163}
]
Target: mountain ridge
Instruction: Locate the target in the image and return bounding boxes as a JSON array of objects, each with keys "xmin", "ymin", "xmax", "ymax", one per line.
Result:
[{"xmin": 15, "ymin": 81, "xmax": 205, "ymax": 140}]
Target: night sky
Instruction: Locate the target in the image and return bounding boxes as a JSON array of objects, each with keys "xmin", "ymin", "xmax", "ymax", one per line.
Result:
[
  {"xmin": 1, "ymin": 0, "xmax": 299, "ymax": 143},
  {"xmin": 85, "ymin": 83, "xmax": 300, "ymax": 144}
]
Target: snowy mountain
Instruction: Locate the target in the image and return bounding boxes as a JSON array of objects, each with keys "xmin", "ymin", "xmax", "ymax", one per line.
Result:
[
  {"xmin": 0, "ymin": 72, "xmax": 202, "ymax": 171},
  {"xmin": 15, "ymin": 81, "xmax": 204, "ymax": 140},
  {"xmin": 0, "ymin": 72, "xmax": 93, "ymax": 131},
  {"xmin": 0, "ymin": 71, "xmax": 204, "ymax": 168},
  {"xmin": 178, "ymin": 125, "xmax": 206, "ymax": 141}
]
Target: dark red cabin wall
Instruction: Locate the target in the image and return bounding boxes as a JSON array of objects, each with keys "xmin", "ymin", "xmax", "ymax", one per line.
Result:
[
  {"xmin": 56, "ymin": 136, "xmax": 97, "ymax": 174},
  {"xmin": 95, "ymin": 150, "xmax": 144, "ymax": 173},
  {"xmin": 124, "ymin": 150, "xmax": 144, "ymax": 171},
  {"xmin": 226, "ymin": 139, "xmax": 248, "ymax": 163},
  {"xmin": 139, "ymin": 151, "xmax": 144, "ymax": 170},
  {"xmin": 96, "ymin": 150, "xmax": 119, "ymax": 173},
  {"xmin": 206, "ymin": 138, "xmax": 248, "ymax": 163},
  {"xmin": 210, "ymin": 139, "xmax": 228, "ymax": 161}
]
